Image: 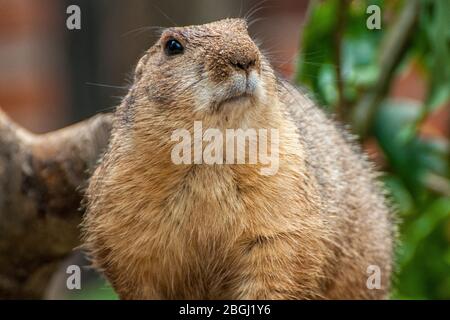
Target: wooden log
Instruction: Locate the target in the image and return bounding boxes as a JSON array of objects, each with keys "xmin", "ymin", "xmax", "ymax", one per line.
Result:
[{"xmin": 0, "ymin": 109, "xmax": 112, "ymax": 299}]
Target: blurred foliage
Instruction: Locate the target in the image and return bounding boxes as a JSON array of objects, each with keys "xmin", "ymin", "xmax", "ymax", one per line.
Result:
[{"xmin": 296, "ymin": 0, "xmax": 450, "ymax": 299}]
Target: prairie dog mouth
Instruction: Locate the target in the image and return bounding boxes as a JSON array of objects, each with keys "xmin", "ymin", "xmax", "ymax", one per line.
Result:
[
  {"xmin": 222, "ymin": 93, "xmax": 252, "ymax": 104},
  {"xmin": 216, "ymin": 92, "xmax": 254, "ymax": 111},
  {"xmin": 217, "ymin": 73, "xmax": 259, "ymax": 108},
  {"xmin": 208, "ymin": 70, "xmax": 262, "ymax": 112}
]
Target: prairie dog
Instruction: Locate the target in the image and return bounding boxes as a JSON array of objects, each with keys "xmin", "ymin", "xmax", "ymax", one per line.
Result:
[{"xmin": 83, "ymin": 19, "xmax": 394, "ymax": 299}]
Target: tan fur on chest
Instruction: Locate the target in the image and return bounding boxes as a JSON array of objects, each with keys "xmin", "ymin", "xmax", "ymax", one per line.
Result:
[{"xmin": 85, "ymin": 115, "xmax": 329, "ymax": 299}]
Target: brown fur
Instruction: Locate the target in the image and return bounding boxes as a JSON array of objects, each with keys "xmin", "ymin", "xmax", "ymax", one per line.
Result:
[{"xmin": 82, "ymin": 19, "xmax": 394, "ymax": 299}]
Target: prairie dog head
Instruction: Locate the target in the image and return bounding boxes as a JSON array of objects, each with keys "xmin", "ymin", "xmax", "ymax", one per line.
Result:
[{"xmin": 128, "ymin": 18, "xmax": 278, "ymax": 129}]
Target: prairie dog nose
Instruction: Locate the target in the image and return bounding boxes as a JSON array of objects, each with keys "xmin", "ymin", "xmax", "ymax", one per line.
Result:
[
  {"xmin": 226, "ymin": 39, "xmax": 259, "ymax": 73},
  {"xmin": 230, "ymin": 56, "xmax": 257, "ymax": 72}
]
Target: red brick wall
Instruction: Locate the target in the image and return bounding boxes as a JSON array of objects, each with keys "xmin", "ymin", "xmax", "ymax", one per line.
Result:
[{"xmin": 0, "ymin": 0, "xmax": 69, "ymax": 132}]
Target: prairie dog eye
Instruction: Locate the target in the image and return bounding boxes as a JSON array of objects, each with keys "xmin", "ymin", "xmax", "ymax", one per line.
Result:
[{"xmin": 165, "ymin": 39, "xmax": 184, "ymax": 56}]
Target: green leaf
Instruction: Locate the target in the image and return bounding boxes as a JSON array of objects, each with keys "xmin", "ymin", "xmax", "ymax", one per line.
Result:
[{"xmin": 374, "ymin": 99, "xmax": 449, "ymax": 197}]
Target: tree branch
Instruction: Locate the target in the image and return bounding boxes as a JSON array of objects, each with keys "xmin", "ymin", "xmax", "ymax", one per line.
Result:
[
  {"xmin": 351, "ymin": 0, "xmax": 420, "ymax": 139},
  {"xmin": 0, "ymin": 109, "xmax": 112, "ymax": 299}
]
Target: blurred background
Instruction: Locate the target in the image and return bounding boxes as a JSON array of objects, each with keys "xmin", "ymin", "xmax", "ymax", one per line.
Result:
[{"xmin": 0, "ymin": 0, "xmax": 448, "ymax": 299}]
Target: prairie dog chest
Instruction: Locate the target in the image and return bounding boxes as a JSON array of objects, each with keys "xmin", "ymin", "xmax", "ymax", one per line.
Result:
[{"xmin": 162, "ymin": 165, "xmax": 245, "ymax": 243}]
